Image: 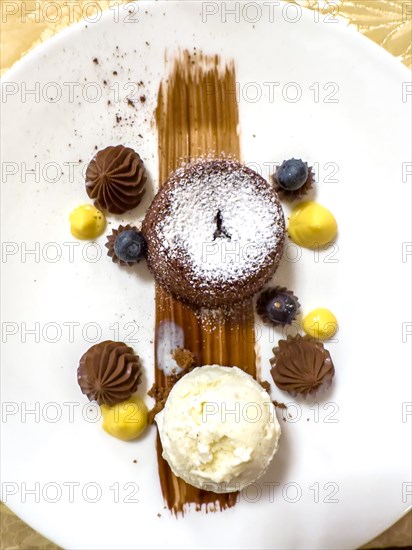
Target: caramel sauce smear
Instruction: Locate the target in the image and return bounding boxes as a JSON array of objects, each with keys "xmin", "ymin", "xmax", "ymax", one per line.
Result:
[{"xmin": 154, "ymin": 51, "xmax": 256, "ymax": 514}]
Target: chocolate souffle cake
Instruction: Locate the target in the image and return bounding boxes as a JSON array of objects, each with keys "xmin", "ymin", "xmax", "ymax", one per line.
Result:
[{"xmin": 142, "ymin": 159, "xmax": 286, "ymax": 308}]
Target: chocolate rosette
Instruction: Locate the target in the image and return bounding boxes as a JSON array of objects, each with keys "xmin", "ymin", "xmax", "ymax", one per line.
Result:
[
  {"xmin": 105, "ymin": 224, "xmax": 139, "ymax": 266},
  {"xmin": 272, "ymin": 165, "xmax": 315, "ymax": 201},
  {"xmin": 270, "ymin": 334, "xmax": 334, "ymax": 397},
  {"xmin": 78, "ymin": 341, "xmax": 142, "ymax": 406},
  {"xmin": 86, "ymin": 145, "xmax": 146, "ymax": 214}
]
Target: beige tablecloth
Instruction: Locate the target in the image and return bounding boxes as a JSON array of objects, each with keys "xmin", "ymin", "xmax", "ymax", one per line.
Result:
[{"xmin": 0, "ymin": 1, "xmax": 411, "ymax": 548}]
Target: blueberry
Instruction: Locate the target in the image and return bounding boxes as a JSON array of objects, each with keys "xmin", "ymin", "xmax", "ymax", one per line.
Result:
[
  {"xmin": 276, "ymin": 158, "xmax": 308, "ymax": 191},
  {"xmin": 114, "ymin": 230, "xmax": 146, "ymax": 263},
  {"xmin": 266, "ymin": 291, "xmax": 299, "ymax": 325}
]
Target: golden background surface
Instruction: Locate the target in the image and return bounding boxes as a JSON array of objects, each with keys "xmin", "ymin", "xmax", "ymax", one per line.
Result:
[{"xmin": 0, "ymin": 0, "xmax": 411, "ymax": 548}]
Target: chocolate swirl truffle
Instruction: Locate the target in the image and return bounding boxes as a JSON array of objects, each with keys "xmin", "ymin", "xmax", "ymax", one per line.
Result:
[
  {"xmin": 85, "ymin": 145, "xmax": 146, "ymax": 214},
  {"xmin": 78, "ymin": 341, "xmax": 142, "ymax": 406},
  {"xmin": 270, "ymin": 335, "xmax": 334, "ymax": 396}
]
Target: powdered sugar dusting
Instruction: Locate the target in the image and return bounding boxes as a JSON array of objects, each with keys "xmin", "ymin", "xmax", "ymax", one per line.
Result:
[{"xmin": 156, "ymin": 320, "xmax": 185, "ymax": 375}]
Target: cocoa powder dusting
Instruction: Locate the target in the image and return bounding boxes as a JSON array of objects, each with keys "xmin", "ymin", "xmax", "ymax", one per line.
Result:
[{"xmin": 154, "ymin": 51, "xmax": 255, "ymax": 515}]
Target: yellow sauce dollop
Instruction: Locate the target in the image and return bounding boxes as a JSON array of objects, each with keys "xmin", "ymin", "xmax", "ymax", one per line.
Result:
[
  {"xmin": 101, "ymin": 398, "xmax": 148, "ymax": 441},
  {"xmin": 69, "ymin": 204, "xmax": 106, "ymax": 240},
  {"xmin": 288, "ymin": 201, "xmax": 337, "ymax": 249},
  {"xmin": 302, "ymin": 308, "xmax": 338, "ymax": 340}
]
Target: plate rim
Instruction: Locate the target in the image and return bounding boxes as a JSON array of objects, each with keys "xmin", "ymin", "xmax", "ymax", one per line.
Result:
[{"xmin": 1, "ymin": 1, "xmax": 411, "ymax": 549}]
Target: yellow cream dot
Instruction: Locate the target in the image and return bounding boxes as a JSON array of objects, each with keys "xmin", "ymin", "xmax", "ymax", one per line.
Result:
[
  {"xmin": 302, "ymin": 308, "xmax": 338, "ymax": 340},
  {"xmin": 69, "ymin": 204, "xmax": 106, "ymax": 240},
  {"xmin": 288, "ymin": 201, "xmax": 337, "ymax": 249},
  {"xmin": 101, "ymin": 398, "xmax": 148, "ymax": 441}
]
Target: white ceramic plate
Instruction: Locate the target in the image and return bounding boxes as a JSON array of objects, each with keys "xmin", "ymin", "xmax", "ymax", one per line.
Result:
[{"xmin": 1, "ymin": 2, "xmax": 411, "ymax": 549}]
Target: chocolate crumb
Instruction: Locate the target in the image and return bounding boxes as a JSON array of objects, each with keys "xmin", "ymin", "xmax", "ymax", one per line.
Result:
[
  {"xmin": 147, "ymin": 353, "xmax": 197, "ymax": 423},
  {"xmin": 172, "ymin": 348, "xmax": 196, "ymax": 371},
  {"xmin": 273, "ymin": 400, "xmax": 287, "ymax": 410},
  {"xmin": 133, "ymin": 459, "xmax": 137, "ymax": 463},
  {"xmin": 127, "ymin": 98, "xmax": 135, "ymax": 108},
  {"xmin": 113, "ymin": 70, "xmax": 118, "ymax": 75},
  {"xmin": 94, "ymin": 145, "xmax": 98, "ymax": 150},
  {"xmin": 108, "ymin": 100, "xmax": 111, "ymax": 105},
  {"xmin": 260, "ymin": 380, "xmax": 271, "ymax": 392},
  {"xmin": 140, "ymin": 95, "xmax": 146, "ymax": 103},
  {"xmin": 147, "ymin": 384, "xmax": 168, "ymax": 424},
  {"xmin": 93, "ymin": 58, "xmax": 99, "ymax": 64},
  {"xmin": 103, "ymin": 80, "xmax": 107, "ymax": 85},
  {"xmin": 138, "ymin": 134, "xmax": 143, "ymax": 138},
  {"xmin": 157, "ymin": 513, "xmax": 161, "ymax": 518},
  {"xmin": 115, "ymin": 114, "xmax": 122, "ymax": 124}
]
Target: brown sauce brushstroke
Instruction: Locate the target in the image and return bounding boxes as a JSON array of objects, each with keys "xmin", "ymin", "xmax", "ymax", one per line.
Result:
[{"xmin": 154, "ymin": 51, "xmax": 256, "ymax": 515}]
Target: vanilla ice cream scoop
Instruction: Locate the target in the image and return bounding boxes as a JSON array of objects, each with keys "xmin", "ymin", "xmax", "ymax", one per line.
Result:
[{"xmin": 155, "ymin": 365, "xmax": 281, "ymax": 493}]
